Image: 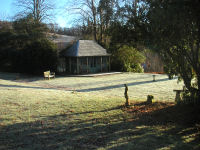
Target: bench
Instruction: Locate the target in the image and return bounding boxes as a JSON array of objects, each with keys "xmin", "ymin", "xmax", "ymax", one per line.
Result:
[
  {"xmin": 44, "ymin": 71, "xmax": 55, "ymax": 80},
  {"xmin": 173, "ymin": 89, "xmax": 188, "ymax": 102}
]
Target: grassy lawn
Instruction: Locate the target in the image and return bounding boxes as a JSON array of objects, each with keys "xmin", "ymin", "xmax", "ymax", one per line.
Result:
[
  {"xmin": 0, "ymin": 72, "xmax": 199, "ymax": 149},
  {"xmin": 0, "ymin": 72, "xmax": 184, "ymax": 101}
]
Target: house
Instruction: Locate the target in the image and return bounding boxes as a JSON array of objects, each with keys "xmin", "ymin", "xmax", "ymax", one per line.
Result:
[
  {"xmin": 58, "ymin": 40, "xmax": 111, "ymax": 74},
  {"xmin": 48, "ymin": 33, "xmax": 77, "ymax": 50},
  {"xmin": 48, "ymin": 33, "xmax": 76, "ymax": 73}
]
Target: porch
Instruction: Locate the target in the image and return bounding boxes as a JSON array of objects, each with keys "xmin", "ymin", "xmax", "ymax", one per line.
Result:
[{"xmin": 58, "ymin": 56, "xmax": 111, "ymax": 74}]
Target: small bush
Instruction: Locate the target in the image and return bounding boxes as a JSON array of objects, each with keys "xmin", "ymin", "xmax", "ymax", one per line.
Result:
[{"xmin": 112, "ymin": 45, "xmax": 145, "ymax": 72}]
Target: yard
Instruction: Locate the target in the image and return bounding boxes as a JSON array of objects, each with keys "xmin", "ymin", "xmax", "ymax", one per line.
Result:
[
  {"xmin": 1, "ymin": 72, "xmax": 184, "ymax": 101},
  {"xmin": 0, "ymin": 72, "xmax": 199, "ymax": 149}
]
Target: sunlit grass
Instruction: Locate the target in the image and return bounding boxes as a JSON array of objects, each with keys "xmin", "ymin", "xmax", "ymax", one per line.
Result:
[{"xmin": 0, "ymin": 72, "xmax": 199, "ymax": 150}]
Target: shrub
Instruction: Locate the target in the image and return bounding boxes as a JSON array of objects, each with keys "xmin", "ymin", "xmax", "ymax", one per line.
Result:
[
  {"xmin": 16, "ymin": 39, "xmax": 57, "ymax": 74},
  {"xmin": 112, "ymin": 45, "xmax": 145, "ymax": 72}
]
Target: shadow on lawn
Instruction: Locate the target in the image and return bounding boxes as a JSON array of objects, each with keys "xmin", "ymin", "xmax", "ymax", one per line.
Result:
[
  {"xmin": 50, "ymin": 105, "xmax": 124, "ymax": 118},
  {"xmin": 0, "ymin": 72, "xmax": 43, "ymax": 82},
  {"xmin": 0, "ymin": 77, "xmax": 173, "ymax": 92},
  {"xmin": 0, "ymin": 104, "xmax": 199, "ymax": 150},
  {"xmin": 59, "ymin": 76, "xmax": 153, "ymax": 88},
  {"xmin": 0, "ymin": 84, "xmax": 73, "ymax": 91},
  {"xmin": 77, "ymin": 77, "xmax": 171, "ymax": 92}
]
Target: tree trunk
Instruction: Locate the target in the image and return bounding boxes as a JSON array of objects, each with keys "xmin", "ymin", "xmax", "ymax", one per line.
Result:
[
  {"xmin": 99, "ymin": 8, "xmax": 103, "ymax": 43},
  {"xmin": 91, "ymin": 0, "xmax": 97, "ymax": 41},
  {"xmin": 33, "ymin": 0, "xmax": 36, "ymax": 19},
  {"xmin": 196, "ymin": 71, "xmax": 200, "ymax": 100},
  {"xmin": 36, "ymin": 0, "xmax": 39, "ymax": 21},
  {"xmin": 134, "ymin": 0, "xmax": 138, "ymax": 16}
]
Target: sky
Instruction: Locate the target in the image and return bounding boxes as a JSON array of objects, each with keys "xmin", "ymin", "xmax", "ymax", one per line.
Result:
[
  {"xmin": 0, "ymin": 0, "xmax": 13, "ymax": 19},
  {"xmin": 0, "ymin": 0, "xmax": 72, "ymax": 28}
]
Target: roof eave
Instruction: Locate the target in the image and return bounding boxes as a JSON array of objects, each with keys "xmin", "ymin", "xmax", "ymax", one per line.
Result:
[{"xmin": 64, "ymin": 54, "xmax": 111, "ymax": 57}]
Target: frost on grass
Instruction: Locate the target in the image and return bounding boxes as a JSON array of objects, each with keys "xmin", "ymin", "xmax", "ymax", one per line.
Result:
[{"xmin": 33, "ymin": 73, "xmax": 183, "ymax": 101}]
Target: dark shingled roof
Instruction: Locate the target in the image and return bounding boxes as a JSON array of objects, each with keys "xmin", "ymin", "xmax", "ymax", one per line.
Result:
[
  {"xmin": 65, "ymin": 40, "xmax": 110, "ymax": 57},
  {"xmin": 48, "ymin": 33, "xmax": 77, "ymax": 50}
]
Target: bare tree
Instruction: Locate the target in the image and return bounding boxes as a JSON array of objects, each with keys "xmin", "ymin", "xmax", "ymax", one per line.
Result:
[
  {"xmin": 14, "ymin": 0, "xmax": 55, "ymax": 22},
  {"xmin": 0, "ymin": 12, "xmax": 11, "ymax": 21},
  {"xmin": 98, "ymin": 0, "xmax": 116, "ymax": 43},
  {"xmin": 65, "ymin": 0, "xmax": 98, "ymax": 41}
]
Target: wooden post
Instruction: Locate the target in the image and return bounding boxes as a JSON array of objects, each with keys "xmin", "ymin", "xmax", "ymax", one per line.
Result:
[
  {"xmin": 101, "ymin": 56, "xmax": 103, "ymax": 72},
  {"xmin": 124, "ymin": 84, "xmax": 130, "ymax": 107},
  {"xmin": 87, "ymin": 57, "xmax": 89, "ymax": 73},
  {"xmin": 77, "ymin": 57, "xmax": 79, "ymax": 74},
  {"xmin": 153, "ymin": 75, "xmax": 156, "ymax": 81},
  {"xmin": 69, "ymin": 57, "xmax": 71, "ymax": 74},
  {"xmin": 109, "ymin": 56, "xmax": 111, "ymax": 72}
]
